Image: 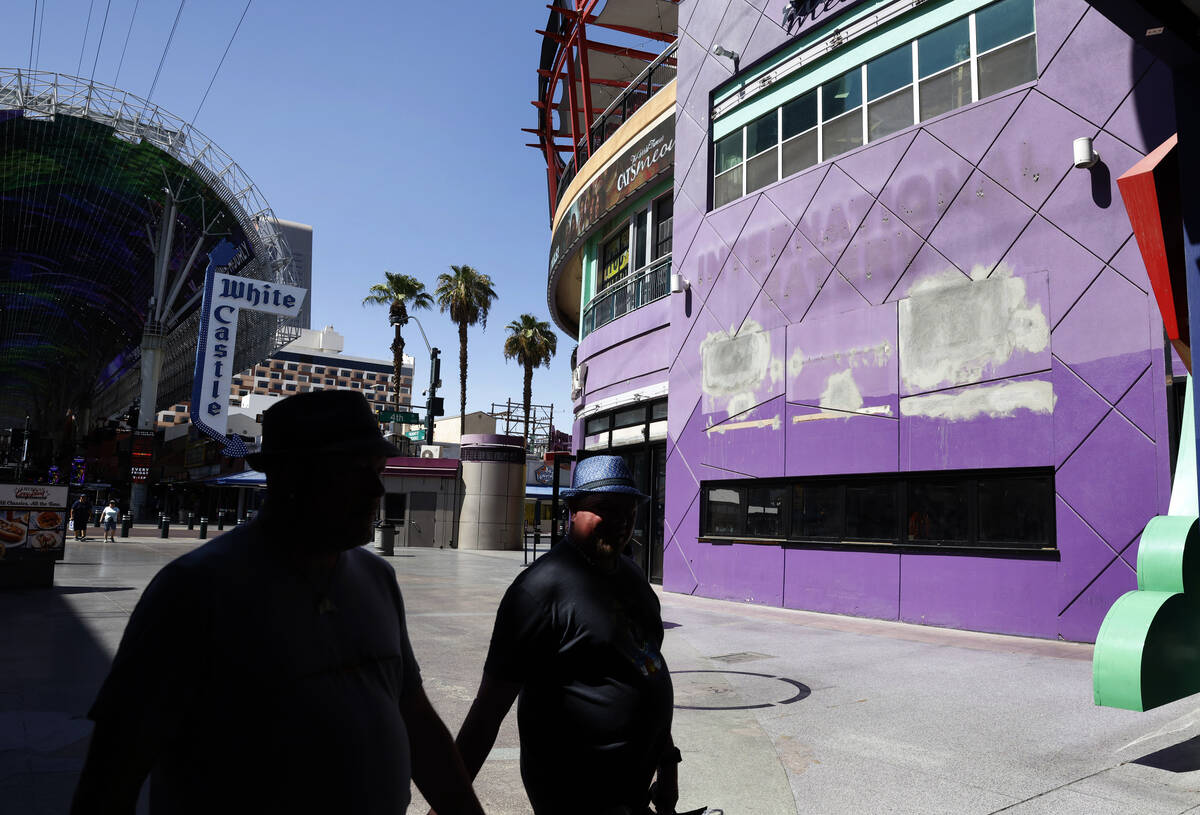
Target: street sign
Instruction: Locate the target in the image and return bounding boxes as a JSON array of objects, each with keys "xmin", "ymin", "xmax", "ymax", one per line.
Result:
[
  {"xmin": 404, "ymin": 429, "xmax": 426, "ymax": 441},
  {"xmin": 379, "ymin": 410, "xmax": 419, "ymax": 424}
]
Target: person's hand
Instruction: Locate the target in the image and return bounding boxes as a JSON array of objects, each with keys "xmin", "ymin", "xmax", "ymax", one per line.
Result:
[{"xmin": 652, "ymin": 761, "xmax": 678, "ymax": 814}]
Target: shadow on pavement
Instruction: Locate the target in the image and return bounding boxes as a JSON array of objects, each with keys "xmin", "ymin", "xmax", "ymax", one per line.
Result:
[{"xmin": 1134, "ymin": 734, "xmax": 1200, "ymax": 773}]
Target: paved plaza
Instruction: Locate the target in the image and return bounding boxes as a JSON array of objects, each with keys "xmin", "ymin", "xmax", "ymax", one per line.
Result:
[{"xmin": 1, "ymin": 535, "xmax": 1199, "ymax": 814}]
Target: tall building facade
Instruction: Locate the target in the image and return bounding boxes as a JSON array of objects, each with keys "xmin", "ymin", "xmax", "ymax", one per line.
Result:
[{"xmin": 540, "ymin": 0, "xmax": 1186, "ymax": 642}]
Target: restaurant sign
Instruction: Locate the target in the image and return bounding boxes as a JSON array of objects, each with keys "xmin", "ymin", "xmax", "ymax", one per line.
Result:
[
  {"xmin": 549, "ymin": 113, "xmax": 675, "ymax": 278},
  {"xmin": 0, "ymin": 483, "xmax": 69, "ymax": 561},
  {"xmin": 192, "ymin": 241, "xmax": 307, "ymax": 457}
]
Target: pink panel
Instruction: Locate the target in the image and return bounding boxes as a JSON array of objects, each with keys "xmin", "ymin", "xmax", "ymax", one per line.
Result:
[
  {"xmin": 785, "ymin": 402, "xmax": 898, "ymax": 476},
  {"xmin": 838, "ymin": 201, "xmax": 923, "ymax": 305},
  {"xmin": 783, "ymin": 547, "xmax": 900, "ymax": 620},
  {"xmin": 899, "ymin": 374, "xmax": 1054, "ymax": 471},
  {"xmin": 690, "ymin": 541, "xmax": 786, "ymax": 606},
  {"xmin": 979, "ymin": 91, "xmax": 1088, "ymax": 211},
  {"xmin": 877, "ymin": 130, "xmax": 975, "ymax": 239},
  {"xmin": 927, "ymin": 170, "xmax": 1034, "ymax": 280},
  {"xmin": 899, "ymin": 553, "xmax": 1059, "ymax": 638},
  {"xmin": 797, "ymin": 165, "xmax": 874, "ymax": 265},
  {"xmin": 1000, "ymin": 215, "xmax": 1103, "ymax": 329}
]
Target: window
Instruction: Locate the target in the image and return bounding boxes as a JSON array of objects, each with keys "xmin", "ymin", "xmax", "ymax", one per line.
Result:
[
  {"xmin": 781, "ymin": 89, "xmax": 818, "ymax": 176},
  {"xmin": 712, "ymin": 0, "xmax": 1036, "ymax": 208},
  {"xmin": 285, "ymin": 384, "xmax": 296, "ymax": 392},
  {"xmin": 600, "ymin": 229, "xmax": 629, "ymax": 291},
  {"xmin": 286, "ymin": 363, "xmax": 298, "ymax": 371},
  {"xmin": 653, "ymin": 196, "xmax": 673, "ymax": 260},
  {"xmin": 586, "ymin": 415, "xmax": 609, "ymax": 436},
  {"xmin": 614, "ymin": 406, "xmax": 646, "ymax": 428},
  {"xmin": 701, "ymin": 468, "xmax": 1054, "ymax": 551},
  {"xmin": 866, "ymin": 45, "xmax": 913, "ymax": 140},
  {"xmin": 270, "ymin": 372, "xmax": 281, "ymax": 380},
  {"xmin": 713, "ymin": 131, "xmax": 744, "ymax": 208},
  {"xmin": 707, "ymin": 486, "xmax": 743, "ymax": 535}
]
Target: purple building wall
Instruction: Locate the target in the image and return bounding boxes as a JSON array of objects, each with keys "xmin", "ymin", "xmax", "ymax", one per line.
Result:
[{"xmin": 660, "ymin": 0, "xmax": 1178, "ymax": 642}]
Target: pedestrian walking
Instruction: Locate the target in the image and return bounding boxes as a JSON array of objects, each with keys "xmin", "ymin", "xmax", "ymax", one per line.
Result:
[
  {"xmin": 100, "ymin": 501, "xmax": 119, "ymax": 543},
  {"xmin": 71, "ymin": 391, "xmax": 485, "ymax": 815},
  {"xmin": 445, "ymin": 454, "xmax": 679, "ymax": 815},
  {"xmin": 71, "ymin": 495, "xmax": 92, "ymax": 541}
]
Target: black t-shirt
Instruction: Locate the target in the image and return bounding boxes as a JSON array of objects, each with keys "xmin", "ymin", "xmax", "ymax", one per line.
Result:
[
  {"xmin": 484, "ymin": 538, "xmax": 673, "ymax": 812},
  {"xmin": 89, "ymin": 521, "xmax": 423, "ymax": 814}
]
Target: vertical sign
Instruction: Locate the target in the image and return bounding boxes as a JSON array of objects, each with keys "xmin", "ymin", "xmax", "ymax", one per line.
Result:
[{"xmin": 191, "ymin": 241, "xmax": 307, "ymax": 456}]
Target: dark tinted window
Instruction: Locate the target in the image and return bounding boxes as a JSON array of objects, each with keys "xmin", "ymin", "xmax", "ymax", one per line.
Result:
[
  {"xmin": 907, "ymin": 480, "xmax": 969, "ymax": 542},
  {"xmin": 782, "ymin": 90, "xmax": 817, "ymax": 139},
  {"xmin": 747, "ymin": 486, "xmax": 785, "ymax": 537},
  {"xmin": 746, "ymin": 111, "xmax": 778, "ymax": 156},
  {"xmin": 845, "ymin": 482, "xmax": 898, "ymax": 540},
  {"xmin": 614, "ymin": 406, "xmax": 646, "ymax": 427},
  {"xmin": 650, "ymin": 400, "xmax": 668, "ymax": 421},
  {"xmin": 707, "ymin": 486, "xmax": 743, "ymax": 535},
  {"xmin": 978, "ymin": 476, "xmax": 1051, "ymax": 545},
  {"xmin": 794, "ymin": 483, "xmax": 841, "ymax": 537},
  {"xmin": 585, "ymin": 416, "xmax": 609, "ymax": 436}
]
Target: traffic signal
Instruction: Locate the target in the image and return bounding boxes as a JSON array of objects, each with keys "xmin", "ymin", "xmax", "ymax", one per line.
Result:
[
  {"xmin": 429, "ymin": 396, "xmax": 445, "ymax": 417},
  {"xmin": 431, "ymin": 347, "xmax": 442, "ymax": 389}
]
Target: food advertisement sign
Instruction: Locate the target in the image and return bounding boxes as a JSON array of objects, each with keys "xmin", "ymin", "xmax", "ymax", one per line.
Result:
[{"xmin": 0, "ymin": 484, "xmax": 69, "ymax": 561}]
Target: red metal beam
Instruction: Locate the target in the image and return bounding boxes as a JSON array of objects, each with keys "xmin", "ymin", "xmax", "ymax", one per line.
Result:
[
  {"xmin": 584, "ymin": 17, "xmax": 676, "ymax": 44},
  {"xmin": 577, "ymin": 11, "xmax": 595, "ymax": 158}
]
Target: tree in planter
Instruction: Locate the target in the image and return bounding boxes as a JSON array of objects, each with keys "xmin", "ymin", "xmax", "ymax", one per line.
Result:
[
  {"xmin": 362, "ymin": 272, "xmax": 433, "ymax": 408},
  {"xmin": 434, "ymin": 265, "xmax": 497, "ymax": 436},
  {"xmin": 502, "ymin": 313, "xmax": 558, "ymax": 450}
]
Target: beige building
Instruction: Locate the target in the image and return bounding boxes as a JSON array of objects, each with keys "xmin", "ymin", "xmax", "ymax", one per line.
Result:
[{"xmin": 157, "ymin": 325, "xmax": 413, "ymax": 427}]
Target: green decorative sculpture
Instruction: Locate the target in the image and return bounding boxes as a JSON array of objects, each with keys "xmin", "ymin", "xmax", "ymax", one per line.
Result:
[{"xmin": 1093, "ymin": 377, "xmax": 1200, "ymax": 711}]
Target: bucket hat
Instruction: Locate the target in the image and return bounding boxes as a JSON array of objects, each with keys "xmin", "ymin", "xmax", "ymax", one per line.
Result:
[
  {"xmin": 245, "ymin": 390, "xmax": 402, "ymax": 470},
  {"xmin": 559, "ymin": 455, "xmax": 648, "ymax": 500}
]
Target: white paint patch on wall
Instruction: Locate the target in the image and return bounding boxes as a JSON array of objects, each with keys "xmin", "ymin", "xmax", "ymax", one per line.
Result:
[
  {"xmin": 701, "ymin": 319, "xmax": 782, "ymax": 420},
  {"xmin": 820, "ymin": 370, "xmax": 864, "ymax": 413},
  {"xmin": 899, "ymin": 267, "xmax": 1049, "ymax": 393},
  {"xmin": 900, "ymin": 380, "xmax": 1056, "ymax": 421}
]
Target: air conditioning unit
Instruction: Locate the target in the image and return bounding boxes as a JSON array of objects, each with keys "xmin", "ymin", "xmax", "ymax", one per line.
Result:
[{"xmin": 419, "ymin": 445, "xmax": 439, "ymax": 459}]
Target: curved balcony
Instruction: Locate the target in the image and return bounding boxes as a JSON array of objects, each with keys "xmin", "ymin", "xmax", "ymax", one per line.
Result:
[{"xmin": 581, "ymin": 254, "xmax": 671, "ymax": 338}]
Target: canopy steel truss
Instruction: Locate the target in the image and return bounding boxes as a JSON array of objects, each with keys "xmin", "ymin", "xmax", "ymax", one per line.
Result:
[
  {"xmin": 532, "ymin": 0, "xmax": 679, "ymax": 221},
  {"xmin": 0, "ymin": 69, "xmax": 298, "ymax": 441}
]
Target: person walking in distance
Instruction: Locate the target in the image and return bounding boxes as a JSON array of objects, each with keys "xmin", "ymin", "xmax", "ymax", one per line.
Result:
[
  {"xmin": 444, "ymin": 455, "xmax": 680, "ymax": 815},
  {"xmin": 100, "ymin": 500, "xmax": 119, "ymax": 543},
  {"xmin": 71, "ymin": 391, "xmax": 486, "ymax": 815}
]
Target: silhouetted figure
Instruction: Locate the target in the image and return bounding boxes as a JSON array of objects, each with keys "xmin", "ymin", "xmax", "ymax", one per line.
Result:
[
  {"xmin": 448, "ymin": 455, "xmax": 679, "ymax": 815},
  {"xmin": 71, "ymin": 495, "xmax": 92, "ymax": 541},
  {"xmin": 71, "ymin": 391, "xmax": 484, "ymax": 815}
]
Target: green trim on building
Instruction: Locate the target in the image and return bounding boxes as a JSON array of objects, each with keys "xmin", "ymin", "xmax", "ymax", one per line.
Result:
[{"xmin": 713, "ymin": 0, "xmax": 1000, "ymax": 140}]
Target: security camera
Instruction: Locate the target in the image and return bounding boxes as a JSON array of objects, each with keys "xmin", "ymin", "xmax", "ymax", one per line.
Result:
[{"xmin": 1073, "ymin": 137, "xmax": 1099, "ymax": 169}]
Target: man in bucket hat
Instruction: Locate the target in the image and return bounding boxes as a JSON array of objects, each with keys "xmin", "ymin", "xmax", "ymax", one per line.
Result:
[
  {"xmin": 72, "ymin": 391, "xmax": 485, "ymax": 815},
  {"xmin": 442, "ymin": 454, "xmax": 679, "ymax": 815}
]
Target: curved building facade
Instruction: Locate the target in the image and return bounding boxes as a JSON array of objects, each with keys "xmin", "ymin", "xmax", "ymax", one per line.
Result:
[{"xmin": 542, "ymin": 0, "xmax": 1180, "ymax": 641}]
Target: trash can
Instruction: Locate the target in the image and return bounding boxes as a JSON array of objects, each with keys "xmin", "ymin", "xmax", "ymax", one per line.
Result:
[{"xmin": 376, "ymin": 522, "xmax": 395, "ymax": 556}]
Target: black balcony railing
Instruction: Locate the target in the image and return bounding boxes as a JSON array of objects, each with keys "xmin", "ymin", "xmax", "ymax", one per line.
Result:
[
  {"xmin": 556, "ymin": 41, "xmax": 678, "ymax": 209},
  {"xmin": 581, "ymin": 255, "xmax": 671, "ymax": 338}
]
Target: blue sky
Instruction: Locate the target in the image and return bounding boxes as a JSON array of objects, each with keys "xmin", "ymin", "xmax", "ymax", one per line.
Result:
[{"xmin": 3, "ymin": 1, "xmax": 575, "ymax": 430}]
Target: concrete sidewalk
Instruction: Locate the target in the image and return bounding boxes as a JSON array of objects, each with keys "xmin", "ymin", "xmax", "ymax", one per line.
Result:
[{"xmin": 1, "ymin": 537, "xmax": 1198, "ymax": 813}]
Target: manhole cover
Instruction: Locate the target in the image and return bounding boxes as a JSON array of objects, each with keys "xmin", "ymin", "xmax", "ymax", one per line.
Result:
[
  {"xmin": 708, "ymin": 651, "xmax": 774, "ymax": 664},
  {"xmin": 673, "ymin": 669, "xmax": 811, "ymax": 710}
]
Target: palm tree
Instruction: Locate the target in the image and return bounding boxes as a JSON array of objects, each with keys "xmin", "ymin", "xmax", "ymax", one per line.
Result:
[
  {"xmin": 362, "ymin": 272, "xmax": 433, "ymax": 409},
  {"xmin": 434, "ymin": 265, "xmax": 498, "ymax": 435},
  {"xmin": 503, "ymin": 314, "xmax": 558, "ymax": 449}
]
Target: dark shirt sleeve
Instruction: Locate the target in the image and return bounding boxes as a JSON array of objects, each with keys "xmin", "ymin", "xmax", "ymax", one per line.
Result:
[
  {"xmin": 88, "ymin": 561, "xmax": 208, "ymax": 748},
  {"xmin": 483, "ymin": 581, "xmax": 556, "ymax": 684}
]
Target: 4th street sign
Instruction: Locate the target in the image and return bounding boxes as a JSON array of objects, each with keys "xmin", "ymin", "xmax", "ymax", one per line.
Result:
[{"xmin": 379, "ymin": 410, "xmax": 420, "ymax": 424}]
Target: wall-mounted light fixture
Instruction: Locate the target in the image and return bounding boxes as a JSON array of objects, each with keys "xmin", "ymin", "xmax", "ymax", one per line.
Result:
[
  {"xmin": 1073, "ymin": 136, "xmax": 1100, "ymax": 169},
  {"xmin": 712, "ymin": 44, "xmax": 740, "ymax": 73},
  {"xmin": 670, "ymin": 273, "xmax": 690, "ymax": 294}
]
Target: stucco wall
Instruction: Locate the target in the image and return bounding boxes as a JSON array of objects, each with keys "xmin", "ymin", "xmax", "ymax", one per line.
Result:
[{"xmin": 665, "ymin": 0, "xmax": 1177, "ymax": 641}]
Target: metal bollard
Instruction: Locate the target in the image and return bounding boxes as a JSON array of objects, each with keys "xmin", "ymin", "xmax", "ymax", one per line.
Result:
[
  {"xmin": 187, "ymin": 512, "xmax": 195, "ymax": 530},
  {"xmin": 198, "ymin": 517, "xmax": 208, "ymax": 539},
  {"xmin": 159, "ymin": 515, "xmax": 169, "ymax": 539},
  {"xmin": 533, "ymin": 526, "xmax": 541, "ymax": 561},
  {"xmin": 120, "ymin": 512, "xmax": 132, "ymax": 538},
  {"xmin": 216, "ymin": 511, "xmax": 225, "ymax": 531}
]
